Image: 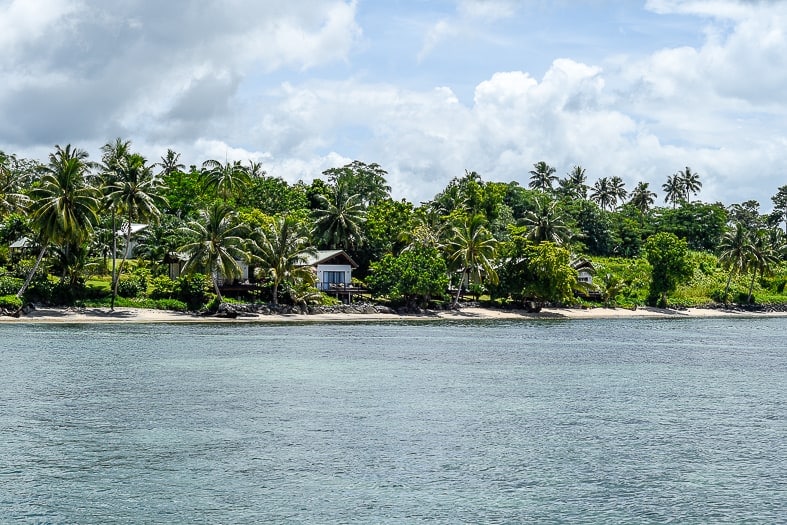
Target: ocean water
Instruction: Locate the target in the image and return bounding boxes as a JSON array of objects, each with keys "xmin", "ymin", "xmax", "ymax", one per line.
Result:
[{"xmin": 0, "ymin": 318, "xmax": 784, "ymax": 524}]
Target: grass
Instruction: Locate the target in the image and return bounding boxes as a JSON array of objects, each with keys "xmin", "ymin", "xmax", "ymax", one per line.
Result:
[{"xmin": 587, "ymin": 253, "xmax": 787, "ymax": 307}]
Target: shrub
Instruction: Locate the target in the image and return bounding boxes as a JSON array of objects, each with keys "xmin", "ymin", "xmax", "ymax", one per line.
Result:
[
  {"xmin": 117, "ymin": 276, "xmax": 144, "ymax": 298},
  {"xmin": 150, "ymin": 275, "xmax": 177, "ymax": 299},
  {"xmin": 176, "ymin": 273, "xmax": 210, "ymax": 310},
  {"xmin": 0, "ymin": 294, "xmax": 22, "ymax": 310},
  {"xmin": 0, "ymin": 276, "xmax": 23, "ymax": 295}
]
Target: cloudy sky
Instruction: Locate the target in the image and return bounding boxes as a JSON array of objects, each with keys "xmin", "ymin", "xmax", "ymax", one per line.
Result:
[{"xmin": 1, "ymin": 0, "xmax": 785, "ymax": 208}]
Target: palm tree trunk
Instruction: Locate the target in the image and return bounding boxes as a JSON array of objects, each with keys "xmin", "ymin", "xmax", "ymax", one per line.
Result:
[
  {"xmin": 212, "ymin": 275, "xmax": 223, "ymax": 304},
  {"xmin": 272, "ymin": 281, "xmax": 279, "ymax": 305},
  {"xmin": 723, "ymin": 272, "xmax": 733, "ymax": 303},
  {"xmin": 111, "ymin": 221, "xmax": 132, "ymax": 311},
  {"xmin": 452, "ymin": 270, "xmax": 466, "ymax": 307},
  {"xmin": 748, "ymin": 271, "xmax": 756, "ymax": 304},
  {"xmin": 16, "ymin": 245, "xmax": 48, "ymax": 299},
  {"xmin": 110, "ymin": 208, "xmax": 117, "ymax": 303}
]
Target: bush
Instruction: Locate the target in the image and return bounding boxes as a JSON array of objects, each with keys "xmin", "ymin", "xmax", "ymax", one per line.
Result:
[
  {"xmin": 176, "ymin": 273, "xmax": 210, "ymax": 310},
  {"xmin": 0, "ymin": 294, "xmax": 22, "ymax": 310},
  {"xmin": 150, "ymin": 298, "xmax": 188, "ymax": 312},
  {"xmin": 0, "ymin": 276, "xmax": 23, "ymax": 295},
  {"xmin": 117, "ymin": 276, "xmax": 144, "ymax": 298},
  {"xmin": 150, "ymin": 275, "xmax": 177, "ymax": 299}
]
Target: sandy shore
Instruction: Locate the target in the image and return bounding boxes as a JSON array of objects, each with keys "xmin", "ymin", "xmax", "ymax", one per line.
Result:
[{"xmin": 1, "ymin": 305, "xmax": 785, "ymax": 323}]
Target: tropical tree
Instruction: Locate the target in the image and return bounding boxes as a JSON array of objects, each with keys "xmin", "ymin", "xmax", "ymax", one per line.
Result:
[
  {"xmin": 662, "ymin": 173, "xmax": 683, "ymax": 208},
  {"xmin": 0, "ymin": 151, "xmax": 32, "ymax": 216},
  {"xmin": 628, "ymin": 181, "xmax": 657, "ymax": 213},
  {"xmin": 609, "ymin": 176, "xmax": 628, "ymax": 206},
  {"xmin": 717, "ymin": 222, "xmax": 753, "ymax": 302},
  {"xmin": 590, "ymin": 177, "xmax": 614, "ymax": 211},
  {"xmin": 446, "ymin": 214, "xmax": 499, "ymax": 306},
  {"xmin": 178, "ymin": 204, "xmax": 249, "ymax": 303},
  {"xmin": 745, "ymin": 228, "xmax": 780, "ymax": 303},
  {"xmin": 770, "ymin": 185, "xmax": 787, "ymax": 233},
  {"xmin": 17, "ymin": 145, "xmax": 100, "ymax": 298},
  {"xmin": 200, "ymin": 159, "xmax": 251, "ymax": 203},
  {"xmin": 677, "ymin": 166, "xmax": 702, "ymax": 202},
  {"xmin": 493, "ymin": 228, "xmax": 576, "ymax": 306},
  {"xmin": 644, "ymin": 232, "xmax": 693, "ymax": 307},
  {"xmin": 521, "ymin": 197, "xmax": 572, "ymax": 245},
  {"xmin": 558, "ymin": 165, "xmax": 588, "ymax": 200},
  {"xmin": 158, "ymin": 148, "xmax": 185, "ymax": 177},
  {"xmin": 367, "ymin": 244, "xmax": 448, "ymax": 308},
  {"xmin": 106, "ymin": 153, "xmax": 167, "ymax": 309},
  {"xmin": 313, "ymin": 187, "xmax": 366, "ymax": 251},
  {"xmin": 323, "ymin": 161, "xmax": 391, "ymax": 207},
  {"xmin": 251, "ymin": 214, "xmax": 317, "ymax": 305},
  {"xmin": 590, "ymin": 176, "xmax": 626, "ymax": 211},
  {"xmin": 529, "ymin": 161, "xmax": 558, "ymax": 193}
]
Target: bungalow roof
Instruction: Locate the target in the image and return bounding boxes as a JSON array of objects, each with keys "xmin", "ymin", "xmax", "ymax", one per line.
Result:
[{"xmin": 303, "ymin": 249, "xmax": 359, "ymax": 269}]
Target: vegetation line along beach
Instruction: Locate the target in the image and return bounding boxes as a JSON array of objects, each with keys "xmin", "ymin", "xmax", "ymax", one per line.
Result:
[{"xmin": 1, "ymin": 144, "xmax": 786, "ymax": 321}]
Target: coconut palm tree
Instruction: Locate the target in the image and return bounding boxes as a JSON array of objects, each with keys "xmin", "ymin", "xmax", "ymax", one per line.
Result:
[
  {"xmin": 100, "ymin": 138, "xmax": 136, "ymax": 302},
  {"xmin": 662, "ymin": 173, "xmax": 683, "ymax": 208},
  {"xmin": 558, "ymin": 165, "xmax": 588, "ymax": 200},
  {"xmin": 446, "ymin": 214, "xmax": 498, "ymax": 307},
  {"xmin": 717, "ymin": 222, "xmax": 753, "ymax": 302},
  {"xmin": 313, "ymin": 188, "xmax": 366, "ymax": 251},
  {"xmin": 746, "ymin": 228, "xmax": 780, "ymax": 303},
  {"xmin": 106, "ymin": 153, "xmax": 167, "ymax": 309},
  {"xmin": 200, "ymin": 159, "xmax": 251, "ymax": 203},
  {"xmin": 178, "ymin": 204, "xmax": 249, "ymax": 303},
  {"xmin": 609, "ymin": 176, "xmax": 627, "ymax": 206},
  {"xmin": 158, "ymin": 149, "xmax": 185, "ymax": 177},
  {"xmin": 521, "ymin": 197, "xmax": 572, "ymax": 245},
  {"xmin": 590, "ymin": 177, "xmax": 615, "ymax": 211},
  {"xmin": 251, "ymin": 215, "xmax": 317, "ymax": 305},
  {"xmin": 528, "ymin": 161, "xmax": 558, "ymax": 193},
  {"xmin": 628, "ymin": 181, "xmax": 657, "ymax": 213},
  {"xmin": 0, "ymin": 151, "xmax": 31, "ymax": 216},
  {"xmin": 678, "ymin": 166, "xmax": 702, "ymax": 202},
  {"xmin": 17, "ymin": 145, "xmax": 100, "ymax": 298}
]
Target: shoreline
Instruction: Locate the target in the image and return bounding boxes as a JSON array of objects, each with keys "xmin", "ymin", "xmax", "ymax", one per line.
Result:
[{"xmin": 1, "ymin": 305, "xmax": 786, "ymax": 324}]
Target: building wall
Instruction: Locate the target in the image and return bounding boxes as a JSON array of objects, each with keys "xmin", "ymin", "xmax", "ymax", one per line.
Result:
[{"xmin": 316, "ymin": 264, "xmax": 352, "ymax": 290}]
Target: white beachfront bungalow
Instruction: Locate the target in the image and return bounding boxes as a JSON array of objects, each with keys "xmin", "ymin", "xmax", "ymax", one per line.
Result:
[{"xmin": 303, "ymin": 249, "xmax": 358, "ymax": 291}]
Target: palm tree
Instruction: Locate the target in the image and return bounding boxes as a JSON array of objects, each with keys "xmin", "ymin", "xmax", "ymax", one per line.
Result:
[
  {"xmin": 446, "ymin": 214, "xmax": 498, "ymax": 307},
  {"xmin": 313, "ymin": 188, "xmax": 366, "ymax": 251},
  {"xmin": 178, "ymin": 204, "xmax": 249, "ymax": 303},
  {"xmin": 246, "ymin": 160, "xmax": 266, "ymax": 178},
  {"xmin": 0, "ymin": 151, "xmax": 31, "ymax": 216},
  {"xmin": 100, "ymin": 138, "xmax": 133, "ymax": 289},
  {"xmin": 528, "ymin": 161, "xmax": 558, "ymax": 193},
  {"xmin": 746, "ymin": 228, "xmax": 779, "ymax": 304},
  {"xmin": 158, "ymin": 149, "xmax": 185, "ymax": 177},
  {"xmin": 609, "ymin": 176, "xmax": 627, "ymax": 206},
  {"xmin": 662, "ymin": 173, "xmax": 683, "ymax": 208},
  {"xmin": 106, "ymin": 153, "xmax": 167, "ymax": 309},
  {"xmin": 590, "ymin": 177, "xmax": 615, "ymax": 211},
  {"xmin": 251, "ymin": 215, "xmax": 317, "ymax": 305},
  {"xmin": 521, "ymin": 197, "xmax": 572, "ymax": 245},
  {"xmin": 628, "ymin": 181, "xmax": 657, "ymax": 213},
  {"xmin": 717, "ymin": 222, "xmax": 753, "ymax": 302},
  {"xmin": 677, "ymin": 166, "xmax": 702, "ymax": 202},
  {"xmin": 200, "ymin": 159, "xmax": 251, "ymax": 203},
  {"xmin": 17, "ymin": 145, "xmax": 100, "ymax": 298},
  {"xmin": 558, "ymin": 165, "xmax": 588, "ymax": 200}
]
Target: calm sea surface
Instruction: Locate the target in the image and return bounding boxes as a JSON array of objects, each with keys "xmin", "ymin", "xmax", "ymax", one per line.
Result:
[{"xmin": 0, "ymin": 318, "xmax": 785, "ymax": 524}]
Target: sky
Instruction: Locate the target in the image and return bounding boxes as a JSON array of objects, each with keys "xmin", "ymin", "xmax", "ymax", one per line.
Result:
[{"xmin": 1, "ymin": 0, "xmax": 786, "ymax": 209}]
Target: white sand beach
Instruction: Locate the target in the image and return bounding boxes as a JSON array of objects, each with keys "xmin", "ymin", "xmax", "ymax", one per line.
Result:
[{"xmin": 1, "ymin": 305, "xmax": 785, "ymax": 323}]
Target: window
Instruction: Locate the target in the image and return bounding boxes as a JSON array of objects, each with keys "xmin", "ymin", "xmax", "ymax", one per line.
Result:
[{"xmin": 323, "ymin": 271, "xmax": 345, "ymax": 284}]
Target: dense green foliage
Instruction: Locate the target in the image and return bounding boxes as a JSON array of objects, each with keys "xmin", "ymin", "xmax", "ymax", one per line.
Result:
[{"xmin": 1, "ymin": 142, "xmax": 786, "ymax": 311}]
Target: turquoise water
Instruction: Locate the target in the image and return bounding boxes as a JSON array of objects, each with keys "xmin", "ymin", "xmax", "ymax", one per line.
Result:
[{"xmin": 0, "ymin": 318, "xmax": 785, "ymax": 523}]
